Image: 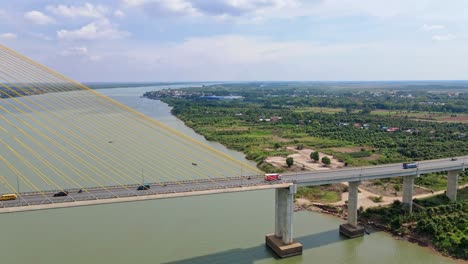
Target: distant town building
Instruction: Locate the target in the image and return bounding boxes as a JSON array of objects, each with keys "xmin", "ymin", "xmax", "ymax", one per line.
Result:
[{"xmin": 386, "ymin": 127, "xmax": 400, "ymax": 132}]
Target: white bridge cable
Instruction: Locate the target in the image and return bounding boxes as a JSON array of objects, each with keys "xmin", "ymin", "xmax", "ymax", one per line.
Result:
[
  {"xmin": 0, "ymin": 90, "xmax": 122, "ymax": 197},
  {"xmin": 0, "ymin": 44, "xmax": 261, "ymax": 198},
  {"xmin": 0, "ymin": 45, "xmax": 261, "ymax": 174},
  {"xmin": 0, "ymin": 48, "xmax": 258, "ymax": 182},
  {"xmin": 0, "ymin": 48, "xmax": 260, "ymax": 179},
  {"xmin": 0, "ymin": 55, "xmax": 225, "ymax": 189},
  {"xmin": 0, "ymin": 57, "xmax": 197, "ymax": 195},
  {"xmin": 0, "ymin": 77, "xmax": 133, "ymax": 184},
  {"xmin": 0, "ymin": 124, "xmax": 100, "ymax": 200},
  {"xmin": 3, "ymin": 67, "xmax": 137, "ymax": 196}
]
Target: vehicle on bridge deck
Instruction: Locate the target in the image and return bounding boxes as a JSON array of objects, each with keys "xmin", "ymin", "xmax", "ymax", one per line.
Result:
[
  {"xmin": 137, "ymin": 184, "xmax": 151, "ymax": 190},
  {"xmin": 402, "ymin": 162, "xmax": 418, "ymax": 169},
  {"xmin": 53, "ymin": 191, "xmax": 69, "ymax": 197},
  {"xmin": 265, "ymin": 173, "xmax": 281, "ymax": 181},
  {"xmin": 0, "ymin": 194, "xmax": 17, "ymax": 201}
]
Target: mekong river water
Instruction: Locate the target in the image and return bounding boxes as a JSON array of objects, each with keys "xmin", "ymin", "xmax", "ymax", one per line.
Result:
[{"xmin": 0, "ymin": 85, "xmax": 458, "ymax": 264}]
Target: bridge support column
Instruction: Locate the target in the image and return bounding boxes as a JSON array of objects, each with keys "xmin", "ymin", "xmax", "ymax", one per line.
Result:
[
  {"xmin": 339, "ymin": 181, "xmax": 364, "ymax": 238},
  {"xmin": 403, "ymin": 175, "xmax": 415, "ymax": 213},
  {"xmin": 446, "ymin": 170, "xmax": 460, "ymax": 201},
  {"xmin": 266, "ymin": 185, "xmax": 302, "ymax": 258}
]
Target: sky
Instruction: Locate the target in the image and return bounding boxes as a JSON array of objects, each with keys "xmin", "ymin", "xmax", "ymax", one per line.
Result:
[{"xmin": 0, "ymin": 0, "xmax": 467, "ymax": 82}]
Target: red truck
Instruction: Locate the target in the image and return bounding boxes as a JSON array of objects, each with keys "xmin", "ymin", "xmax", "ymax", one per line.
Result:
[{"xmin": 265, "ymin": 173, "xmax": 281, "ymax": 181}]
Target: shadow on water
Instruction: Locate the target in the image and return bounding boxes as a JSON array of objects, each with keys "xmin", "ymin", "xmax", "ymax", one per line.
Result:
[{"xmin": 163, "ymin": 229, "xmax": 363, "ymax": 264}]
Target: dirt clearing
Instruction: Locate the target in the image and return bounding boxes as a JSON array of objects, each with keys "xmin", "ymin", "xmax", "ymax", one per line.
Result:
[{"xmin": 265, "ymin": 147, "xmax": 345, "ymax": 171}]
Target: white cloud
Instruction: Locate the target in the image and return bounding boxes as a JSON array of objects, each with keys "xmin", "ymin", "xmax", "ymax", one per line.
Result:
[
  {"xmin": 421, "ymin": 24, "xmax": 444, "ymax": 31},
  {"xmin": 60, "ymin": 46, "xmax": 102, "ymax": 61},
  {"xmin": 191, "ymin": 0, "xmax": 298, "ymax": 16},
  {"xmin": 122, "ymin": 0, "xmax": 299, "ymax": 18},
  {"xmin": 124, "ymin": 0, "xmax": 200, "ymax": 16},
  {"xmin": 47, "ymin": 3, "xmax": 108, "ymax": 18},
  {"xmin": 79, "ymin": 34, "xmax": 395, "ymax": 82},
  {"xmin": 123, "ymin": 0, "xmax": 147, "ymax": 6},
  {"xmin": 24, "ymin": 11, "xmax": 55, "ymax": 25},
  {"xmin": 120, "ymin": 0, "xmax": 430, "ymax": 20},
  {"xmin": 432, "ymin": 34, "xmax": 456, "ymax": 41},
  {"xmin": 125, "ymin": 35, "xmax": 362, "ymax": 68},
  {"xmin": 114, "ymin": 10, "xmax": 125, "ymax": 18},
  {"xmin": 35, "ymin": 32, "xmax": 468, "ymax": 82},
  {"xmin": 0, "ymin": 33, "xmax": 17, "ymax": 40},
  {"xmin": 57, "ymin": 19, "xmax": 129, "ymax": 41},
  {"xmin": 122, "ymin": 0, "xmax": 468, "ymax": 24},
  {"xmin": 60, "ymin": 46, "xmax": 89, "ymax": 56}
]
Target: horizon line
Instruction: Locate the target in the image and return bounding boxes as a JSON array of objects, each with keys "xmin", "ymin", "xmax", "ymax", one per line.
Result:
[{"xmin": 81, "ymin": 80, "xmax": 468, "ymax": 83}]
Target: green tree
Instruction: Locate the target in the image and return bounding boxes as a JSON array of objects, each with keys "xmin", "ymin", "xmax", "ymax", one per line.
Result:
[
  {"xmin": 360, "ymin": 108, "xmax": 372, "ymax": 115},
  {"xmin": 310, "ymin": 151, "xmax": 320, "ymax": 162},
  {"xmin": 286, "ymin": 157, "xmax": 294, "ymax": 168},
  {"xmin": 321, "ymin": 156, "xmax": 331, "ymax": 166}
]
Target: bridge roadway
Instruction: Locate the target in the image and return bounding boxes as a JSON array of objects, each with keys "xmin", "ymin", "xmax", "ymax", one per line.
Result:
[{"xmin": 0, "ymin": 156, "xmax": 466, "ymax": 213}]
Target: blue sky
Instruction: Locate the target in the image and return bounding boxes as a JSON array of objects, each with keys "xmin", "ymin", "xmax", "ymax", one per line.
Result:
[{"xmin": 1, "ymin": 0, "xmax": 467, "ymax": 82}]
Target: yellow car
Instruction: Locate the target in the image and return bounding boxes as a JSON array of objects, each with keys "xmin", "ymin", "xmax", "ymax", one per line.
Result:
[{"xmin": 0, "ymin": 194, "xmax": 17, "ymax": 201}]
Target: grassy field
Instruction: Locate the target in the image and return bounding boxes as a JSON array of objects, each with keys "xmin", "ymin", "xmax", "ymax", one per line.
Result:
[
  {"xmin": 294, "ymin": 184, "xmax": 345, "ymax": 203},
  {"xmin": 293, "ymin": 107, "xmax": 347, "ymax": 114},
  {"xmin": 371, "ymin": 110, "xmax": 468, "ymax": 123},
  {"xmin": 415, "ymin": 173, "xmax": 468, "ymax": 191}
]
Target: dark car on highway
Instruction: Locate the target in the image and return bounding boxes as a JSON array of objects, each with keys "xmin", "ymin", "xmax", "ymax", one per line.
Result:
[
  {"xmin": 137, "ymin": 184, "xmax": 150, "ymax": 191},
  {"xmin": 53, "ymin": 191, "xmax": 69, "ymax": 197}
]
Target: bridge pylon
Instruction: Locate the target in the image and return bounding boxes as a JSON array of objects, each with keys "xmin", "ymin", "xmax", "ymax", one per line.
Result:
[
  {"xmin": 402, "ymin": 175, "xmax": 416, "ymax": 213},
  {"xmin": 339, "ymin": 181, "xmax": 365, "ymax": 238},
  {"xmin": 266, "ymin": 184, "xmax": 303, "ymax": 258},
  {"xmin": 447, "ymin": 170, "xmax": 461, "ymax": 201}
]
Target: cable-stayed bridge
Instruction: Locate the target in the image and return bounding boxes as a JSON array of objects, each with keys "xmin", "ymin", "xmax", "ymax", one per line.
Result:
[{"xmin": 0, "ymin": 44, "xmax": 466, "ymax": 258}]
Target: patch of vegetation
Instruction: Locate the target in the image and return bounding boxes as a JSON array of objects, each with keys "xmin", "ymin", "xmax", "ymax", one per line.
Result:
[
  {"xmin": 321, "ymin": 156, "xmax": 331, "ymax": 166},
  {"xmin": 415, "ymin": 172, "xmax": 468, "ymax": 191},
  {"xmin": 349, "ymin": 150, "xmax": 372, "ymax": 158},
  {"xmin": 295, "ymin": 184, "xmax": 345, "ymax": 203},
  {"xmin": 361, "ymin": 187, "xmax": 468, "ymax": 260},
  {"xmin": 257, "ymin": 162, "xmax": 284, "ymax": 173},
  {"xmin": 370, "ymin": 195, "xmax": 384, "ymax": 203}
]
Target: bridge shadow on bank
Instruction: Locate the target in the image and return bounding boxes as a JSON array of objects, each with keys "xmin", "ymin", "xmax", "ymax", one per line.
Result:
[{"xmin": 163, "ymin": 229, "xmax": 366, "ymax": 264}]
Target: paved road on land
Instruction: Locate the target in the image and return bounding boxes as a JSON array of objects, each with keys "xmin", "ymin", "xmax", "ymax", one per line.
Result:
[{"xmin": 1, "ymin": 156, "xmax": 466, "ymax": 211}]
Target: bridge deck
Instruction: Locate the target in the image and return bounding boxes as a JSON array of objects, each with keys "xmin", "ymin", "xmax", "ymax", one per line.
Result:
[{"xmin": 0, "ymin": 156, "xmax": 465, "ymax": 214}]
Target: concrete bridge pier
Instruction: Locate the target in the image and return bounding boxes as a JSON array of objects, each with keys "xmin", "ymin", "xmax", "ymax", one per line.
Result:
[
  {"xmin": 266, "ymin": 184, "xmax": 303, "ymax": 258},
  {"xmin": 446, "ymin": 170, "xmax": 460, "ymax": 201},
  {"xmin": 403, "ymin": 175, "xmax": 415, "ymax": 213},
  {"xmin": 339, "ymin": 181, "xmax": 364, "ymax": 238}
]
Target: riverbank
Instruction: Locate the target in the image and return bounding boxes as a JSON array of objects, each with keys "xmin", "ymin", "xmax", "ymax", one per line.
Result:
[{"xmin": 295, "ymin": 190, "xmax": 468, "ymax": 263}]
